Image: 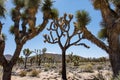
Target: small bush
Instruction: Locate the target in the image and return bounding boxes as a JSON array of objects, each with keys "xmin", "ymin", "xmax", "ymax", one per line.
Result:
[
  {"xmin": 44, "ymin": 68, "xmax": 48, "ymax": 71},
  {"xmin": 30, "ymin": 69, "xmax": 39, "ymax": 77},
  {"xmin": 19, "ymin": 70, "xmax": 27, "ymax": 77},
  {"xmin": 58, "ymin": 69, "xmax": 62, "ymax": 75},
  {"xmin": 97, "ymin": 65, "xmax": 103, "ymax": 71},
  {"xmin": 73, "ymin": 61, "xmax": 79, "ymax": 66},
  {"xmin": 80, "ymin": 63, "xmax": 93, "ymax": 73}
]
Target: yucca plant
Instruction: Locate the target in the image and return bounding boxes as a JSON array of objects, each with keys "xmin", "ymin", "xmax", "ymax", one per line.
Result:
[
  {"xmin": 41, "ymin": 0, "xmax": 53, "ymax": 12},
  {"xmin": 9, "ymin": 25, "xmax": 14, "ymax": 35},
  {"xmin": 13, "ymin": 0, "xmax": 25, "ymax": 8},
  {"xmin": 92, "ymin": 0, "xmax": 101, "ymax": 10},
  {"xmin": 76, "ymin": 10, "xmax": 91, "ymax": 28},
  {"xmin": 50, "ymin": 8, "xmax": 59, "ymax": 19},
  {"xmin": 0, "ymin": 0, "xmax": 6, "ymax": 18},
  {"xmin": 98, "ymin": 27, "xmax": 107, "ymax": 40},
  {"xmin": 23, "ymin": 48, "xmax": 32, "ymax": 69}
]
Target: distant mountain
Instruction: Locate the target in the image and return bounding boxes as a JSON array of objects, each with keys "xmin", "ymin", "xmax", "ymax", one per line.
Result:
[{"xmin": 5, "ymin": 54, "xmax": 12, "ymax": 61}]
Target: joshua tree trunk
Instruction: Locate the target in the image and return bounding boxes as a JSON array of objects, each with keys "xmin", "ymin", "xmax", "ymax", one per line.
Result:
[
  {"xmin": 0, "ymin": 44, "xmax": 24, "ymax": 80},
  {"xmin": 62, "ymin": 50, "xmax": 67, "ymax": 80},
  {"xmin": 24, "ymin": 57, "xmax": 27, "ymax": 69},
  {"xmin": 109, "ymin": 53, "xmax": 120, "ymax": 77},
  {"xmin": 2, "ymin": 65, "xmax": 12, "ymax": 80}
]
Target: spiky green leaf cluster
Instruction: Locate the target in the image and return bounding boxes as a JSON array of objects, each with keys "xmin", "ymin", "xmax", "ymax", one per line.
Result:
[
  {"xmin": 23, "ymin": 48, "xmax": 32, "ymax": 57},
  {"xmin": 9, "ymin": 25, "xmax": 14, "ymax": 35},
  {"xmin": 98, "ymin": 28, "xmax": 107, "ymax": 40},
  {"xmin": 50, "ymin": 8, "xmax": 59, "ymax": 19},
  {"xmin": 98, "ymin": 21, "xmax": 107, "ymax": 40},
  {"xmin": 0, "ymin": 0, "xmax": 6, "ymax": 18},
  {"xmin": 25, "ymin": 0, "xmax": 41, "ymax": 8},
  {"xmin": 41, "ymin": 0, "xmax": 53, "ymax": 12},
  {"xmin": 92, "ymin": 0, "xmax": 101, "ymax": 10},
  {"xmin": 13, "ymin": 0, "xmax": 25, "ymax": 8},
  {"xmin": 76, "ymin": 10, "xmax": 91, "ymax": 27}
]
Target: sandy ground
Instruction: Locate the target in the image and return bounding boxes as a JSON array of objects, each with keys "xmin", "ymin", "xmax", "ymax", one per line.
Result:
[{"xmin": 11, "ymin": 69, "xmax": 112, "ymax": 80}]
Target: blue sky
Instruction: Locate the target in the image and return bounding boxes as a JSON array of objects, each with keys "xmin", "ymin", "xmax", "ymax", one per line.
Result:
[{"xmin": 2, "ymin": 0, "xmax": 108, "ymax": 58}]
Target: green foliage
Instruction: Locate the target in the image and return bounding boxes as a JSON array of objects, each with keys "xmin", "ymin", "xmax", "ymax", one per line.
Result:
[
  {"xmin": 80, "ymin": 63, "xmax": 93, "ymax": 73},
  {"xmin": 76, "ymin": 10, "xmax": 91, "ymax": 28},
  {"xmin": 9, "ymin": 25, "xmax": 14, "ymax": 35},
  {"xmin": 98, "ymin": 21, "xmax": 107, "ymax": 40},
  {"xmin": 41, "ymin": 0, "xmax": 53, "ymax": 12},
  {"xmin": 42, "ymin": 48, "xmax": 47, "ymax": 53},
  {"xmin": 98, "ymin": 27, "xmax": 107, "ymax": 40},
  {"xmin": 25, "ymin": 0, "xmax": 41, "ymax": 8},
  {"xmin": 21, "ymin": 12, "xmax": 27, "ymax": 20},
  {"xmin": 19, "ymin": 70, "xmax": 27, "ymax": 77},
  {"xmin": 92, "ymin": 0, "xmax": 101, "ymax": 10},
  {"xmin": 23, "ymin": 48, "xmax": 32, "ymax": 57},
  {"xmin": 97, "ymin": 65, "xmax": 103, "ymax": 71},
  {"xmin": 0, "ymin": 0, "xmax": 6, "ymax": 18},
  {"xmin": 50, "ymin": 8, "xmax": 59, "ymax": 19},
  {"xmin": 13, "ymin": 0, "xmax": 24, "ymax": 8}
]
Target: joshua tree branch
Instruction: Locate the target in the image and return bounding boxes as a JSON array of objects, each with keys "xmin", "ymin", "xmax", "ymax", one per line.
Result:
[
  {"xmin": 98, "ymin": 0, "xmax": 117, "ymax": 24},
  {"xmin": 81, "ymin": 27, "xmax": 109, "ymax": 53}
]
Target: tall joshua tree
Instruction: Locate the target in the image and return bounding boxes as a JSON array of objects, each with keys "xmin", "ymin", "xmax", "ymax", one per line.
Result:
[
  {"xmin": 0, "ymin": 0, "xmax": 57, "ymax": 80},
  {"xmin": 44, "ymin": 13, "xmax": 89, "ymax": 80},
  {"xmin": 76, "ymin": 0, "xmax": 120, "ymax": 77},
  {"xmin": 23, "ymin": 48, "xmax": 32, "ymax": 69},
  {"xmin": 42, "ymin": 47, "xmax": 47, "ymax": 63},
  {"xmin": 33, "ymin": 49, "xmax": 42, "ymax": 66}
]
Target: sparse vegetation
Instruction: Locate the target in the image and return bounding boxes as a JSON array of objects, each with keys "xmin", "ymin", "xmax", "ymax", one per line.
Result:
[
  {"xmin": 80, "ymin": 63, "xmax": 94, "ymax": 73},
  {"xmin": 19, "ymin": 70, "xmax": 27, "ymax": 77},
  {"xmin": 30, "ymin": 69, "xmax": 39, "ymax": 77}
]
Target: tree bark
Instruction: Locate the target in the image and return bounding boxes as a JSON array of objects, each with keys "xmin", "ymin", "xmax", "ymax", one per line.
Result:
[
  {"xmin": 2, "ymin": 65, "xmax": 12, "ymax": 80},
  {"xmin": 24, "ymin": 57, "xmax": 27, "ymax": 69},
  {"xmin": 62, "ymin": 50, "xmax": 67, "ymax": 80},
  {"xmin": 109, "ymin": 53, "xmax": 120, "ymax": 77}
]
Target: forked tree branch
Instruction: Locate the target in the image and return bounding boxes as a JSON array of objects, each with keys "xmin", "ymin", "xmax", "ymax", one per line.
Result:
[{"xmin": 44, "ymin": 14, "xmax": 89, "ymax": 50}]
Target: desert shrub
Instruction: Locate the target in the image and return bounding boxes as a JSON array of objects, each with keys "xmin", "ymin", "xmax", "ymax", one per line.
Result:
[
  {"xmin": 80, "ymin": 63, "xmax": 93, "ymax": 73},
  {"xmin": 30, "ymin": 69, "xmax": 39, "ymax": 77},
  {"xmin": 73, "ymin": 61, "xmax": 79, "ymax": 66},
  {"xmin": 19, "ymin": 70, "xmax": 27, "ymax": 77},
  {"xmin": 97, "ymin": 65, "xmax": 103, "ymax": 71},
  {"xmin": 58, "ymin": 69, "xmax": 62, "ymax": 75},
  {"xmin": 44, "ymin": 68, "xmax": 48, "ymax": 71}
]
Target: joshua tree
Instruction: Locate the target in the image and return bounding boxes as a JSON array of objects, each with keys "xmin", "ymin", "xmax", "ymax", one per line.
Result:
[
  {"xmin": 17, "ymin": 56, "xmax": 24, "ymax": 66},
  {"xmin": 67, "ymin": 52, "xmax": 74, "ymax": 63},
  {"xmin": 30, "ymin": 56, "xmax": 35, "ymax": 66},
  {"xmin": 23, "ymin": 48, "xmax": 32, "ymax": 69},
  {"xmin": 33, "ymin": 49, "xmax": 42, "ymax": 66},
  {"xmin": 43, "ymin": 13, "xmax": 89, "ymax": 80},
  {"xmin": 42, "ymin": 47, "xmax": 47, "ymax": 63},
  {"xmin": 0, "ymin": 0, "xmax": 57, "ymax": 80},
  {"xmin": 76, "ymin": 0, "xmax": 120, "ymax": 77}
]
